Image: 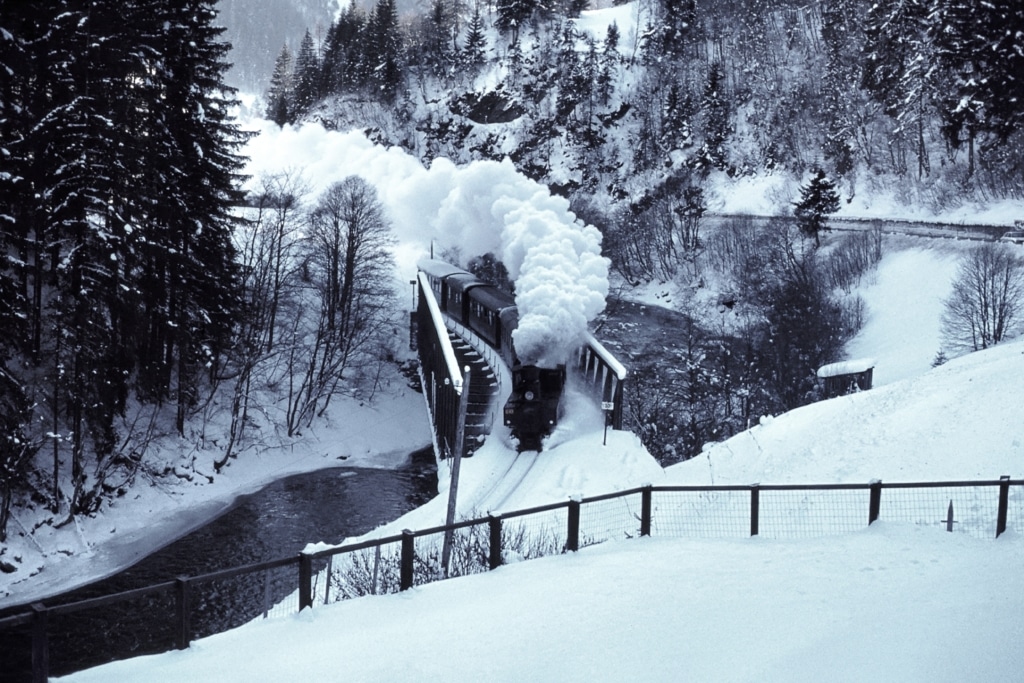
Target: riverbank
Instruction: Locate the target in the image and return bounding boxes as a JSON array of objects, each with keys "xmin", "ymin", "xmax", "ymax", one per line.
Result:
[{"xmin": 0, "ymin": 370, "xmax": 432, "ymax": 610}]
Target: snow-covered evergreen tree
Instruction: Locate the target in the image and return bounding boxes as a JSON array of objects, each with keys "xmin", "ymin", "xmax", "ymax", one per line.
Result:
[
  {"xmin": 793, "ymin": 170, "xmax": 841, "ymax": 247},
  {"xmin": 266, "ymin": 44, "xmax": 294, "ymax": 125},
  {"xmin": 292, "ymin": 29, "xmax": 321, "ymax": 117}
]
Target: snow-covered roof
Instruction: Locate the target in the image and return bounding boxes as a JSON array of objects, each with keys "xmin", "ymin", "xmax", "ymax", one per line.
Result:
[{"xmin": 816, "ymin": 358, "xmax": 876, "ymax": 378}]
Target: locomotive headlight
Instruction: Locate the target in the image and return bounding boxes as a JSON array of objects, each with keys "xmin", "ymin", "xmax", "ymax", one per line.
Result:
[{"xmin": 524, "ymin": 390, "xmax": 535, "ymax": 401}]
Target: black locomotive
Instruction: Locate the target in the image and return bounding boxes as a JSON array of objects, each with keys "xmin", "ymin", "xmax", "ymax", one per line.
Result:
[{"xmin": 419, "ymin": 259, "xmax": 564, "ymax": 451}]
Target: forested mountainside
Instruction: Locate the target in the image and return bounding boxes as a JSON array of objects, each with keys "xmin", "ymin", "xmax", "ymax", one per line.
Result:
[
  {"xmin": 264, "ymin": 0, "xmax": 1023, "ymax": 231},
  {"xmin": 257, "ymin": 0, "xmax": 1023, "ymax": 461}
]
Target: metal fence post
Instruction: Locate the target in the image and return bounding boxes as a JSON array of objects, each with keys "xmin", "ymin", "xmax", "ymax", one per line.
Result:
[
  {"xmin": 299, "ymin": 552, "xmax": 313, "ymax": 610},
  {"xmin": 868, "ymin": 479, "xmax": 882, "ymax": 525},
  {"xmin": 31, "ymin": 602, "xmax": 48, "ymax": 683},
  {"xmin": 175, "ymin": 577, "xmax": 192, "ymax": 650},
  {"xmin": 996, "ymin": 475, "xmax": 1011, "ymax": 538},
  {"xmin": 400, "ymin": 529, "xmax": 415, "ymax": 591},
  {"xmin": 488, "ymin": 514, "xmax": 503, "ymax": 570},
  {"xmin": 750, "ymin": 484, "xmax": 760, "ymax": 537},
  {"xmin": 566, "ymin": 498, "xmax": 581, "ymax": 552},
  {"xmin": 640, "ymin": 486, "xmax": 652, "ymax": 537}
]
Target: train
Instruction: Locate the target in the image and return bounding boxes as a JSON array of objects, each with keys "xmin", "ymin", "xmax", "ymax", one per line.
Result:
[{"xmin": 418, "ymin": 259, "xmax": 565, "ymax": 451}]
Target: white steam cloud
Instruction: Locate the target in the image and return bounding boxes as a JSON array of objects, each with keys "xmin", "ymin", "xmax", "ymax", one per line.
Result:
[{"xmin": 244, "ymin": 121, "xmax": 609, "ymax": 367}]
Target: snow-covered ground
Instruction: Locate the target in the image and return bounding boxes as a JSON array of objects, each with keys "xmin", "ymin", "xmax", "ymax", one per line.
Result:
[
  {"xmin": 59, "ymin": 530, "xmax": 1024, "ymax": 683},
  {"xmin": 58, "ymin": 338, "xmax": 1024, "ymax": 682}
]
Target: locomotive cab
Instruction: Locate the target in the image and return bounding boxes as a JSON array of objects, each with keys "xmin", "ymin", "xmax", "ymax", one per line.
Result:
[{"xmin": 503, "ymin": 364, "xmax": 566, "ymax": 451}]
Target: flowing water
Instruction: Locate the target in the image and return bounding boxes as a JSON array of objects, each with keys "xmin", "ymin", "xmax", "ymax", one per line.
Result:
[{"xmin": 0, "ymin": 449, "xmax": 437, "ymax": 680}]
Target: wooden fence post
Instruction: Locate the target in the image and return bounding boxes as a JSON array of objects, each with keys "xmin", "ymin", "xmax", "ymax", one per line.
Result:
[
  {"xmin": 566, "ymin": 498, "xmax": 581, "ymax": 552},
  {"xmin": 175, "ymin": 577, "xmax": 192, "ymax": 650},
  {"xmin": 996, "ymin": 475, "xmax": 1010, "ymax": 538},
  {"xmin": 400, "ymin": 529, "xmax": 415, "ymax": 591},
  {"xmin": 868, "ymin": 479, "xmax": 882, "ymax": 525},
  {"xmin": 640, "ymin": 486, "xmax": 652, "ymax": 537},
  {"xmin": 299, "ymin": 552, "xmax": 313, "ymax": 610},
  {"xmin": 488, "ymin": 514, "xmax": 503, "ymax": 570},
  {"xmin": 750, "ymin": 484, "xmax": 760, "ymax": 537},
  {"xmin": 31, "ymin": 603, "xmax": 48, "ymax": 683}
]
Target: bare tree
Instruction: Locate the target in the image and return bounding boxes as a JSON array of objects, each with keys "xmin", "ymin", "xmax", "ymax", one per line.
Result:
[
  {"xmin": 286, "ymin": 176, "xmax": 398, "ymax": 435},
  {"xmin": 216, "ymin": 173, "xmax": 307, "ymax": 471},
  {"xmin": 941, "ymin": 242, "xmax": 1024, "ymax": 355}
]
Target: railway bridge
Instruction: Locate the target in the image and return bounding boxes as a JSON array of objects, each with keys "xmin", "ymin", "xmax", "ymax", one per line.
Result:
[{"xmin": 412, "ymin": 266, "xmax": 627, "ymax": 461}]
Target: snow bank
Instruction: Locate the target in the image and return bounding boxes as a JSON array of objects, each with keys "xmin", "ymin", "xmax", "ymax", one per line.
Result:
[
  {"xmin": 845, "ymin": 244, "xmax": 960, "ymax": 385},
  {"xmin": 668, "ymin": 337, "xmax": 1024, "ymax": 486},
  {"xmin": 61, "ymin": 525, "xmax": 1024, "ymax": 683}
]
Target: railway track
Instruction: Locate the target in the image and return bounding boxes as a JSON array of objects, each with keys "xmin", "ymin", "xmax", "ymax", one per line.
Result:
[{"xmin": 474, "ymin": 449, "xmax": 541, "ymax": 513}]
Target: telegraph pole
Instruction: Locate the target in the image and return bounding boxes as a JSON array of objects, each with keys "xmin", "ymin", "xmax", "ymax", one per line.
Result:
[{"xmin": 442, "ymin": 367, "xmax": 471, "ymax": 576}]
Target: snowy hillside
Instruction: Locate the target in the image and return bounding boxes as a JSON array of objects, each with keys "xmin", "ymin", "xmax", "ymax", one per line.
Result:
[
  {"xmin": 60, "ymin": 325, "xmax": 1024, "ymax": 683},
  {"xmin": 667, "ymin": 338, "xmax": 1024, "ymax": 486}
]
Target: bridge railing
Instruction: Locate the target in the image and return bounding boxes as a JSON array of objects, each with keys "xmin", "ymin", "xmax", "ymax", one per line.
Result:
[
  {"xmin": 574, "ymin": 332, "xmax": 627, "ymax": 430},
  {"xmin": 416, "ymin": 272, "xmax": 465, "ymax": 459},
  {"xmin": 4, "ymin": 476, "xmax": 1020, "ymax": 681}
]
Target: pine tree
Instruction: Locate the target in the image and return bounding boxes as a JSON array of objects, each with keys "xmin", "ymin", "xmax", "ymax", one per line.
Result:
[
  {"xmin": 659, "ymin": 0, "xmax": 698, "ymax": 58},
  {"xmin": 861, "ymin": 0, "xmax": 933, "ymax": 178},
  {"xmin": 496, "ymin": 0, "xmax": 536, "ymax": 44},
  {"xmin": 793, "ymin": 169, "xmax": 841, "ymax": 247},
  {"xmin": 819, "ymin": 0, "xmax": 865, "ymax": 177},
  {"xmin": 147, "ymin": 0, "xmax": 248, "ymax": 434},
  {"xmin": 462, "ymin": 4, "xmax": 487, "ymax": 67},
  {"xmin": 596, "ymin": 22, "xmax": 619, "ymax": 106},
  {"xmin": 661, "ymin": 83, "xmax": 694, "ymax": 153},
  {"xmin": 366, "ymin": 0, "xmax": 403, "ymax": 102},
  {"xmin": 425, "ymin": 0, "xmax": 456, "ymax": 78},
  {"xmin": 266, "ymin": 44, "xmax": 294, "ymax": 125},
  {"xmin": 697, "ymin": 62, "xmax": 731, "ymax": 172},
  {"xmin": 292, "ymin": 29, "xmax": 321, "ymax": 116},
  {"xmin": 930, "ymin": 0, "xmax": 1024, "ymax": 175},
  {"xmin": 321, "ymin": 2, "xmax": 366, "ymax": 94}
]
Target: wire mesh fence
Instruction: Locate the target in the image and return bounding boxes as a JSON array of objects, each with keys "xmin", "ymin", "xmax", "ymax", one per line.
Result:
[
  {"xmin": 502, "ymin": 508, "xmax": 569, "ymax": 561},
  {"xmin": 579, "ymin": 492, "xmax": 644, "ymax": 545},
  {"xmin": 880, "ymin": 483, "xmax": 1004, "ymax": 539},
  {"xmin": 322, "ymin": 540, "xmax": 405, "ymax": 603},
  {"xmin": 758, "ymin": 486, "xmax": 869, "ymax": 539},
  {"xmin": 48, "ymin": 585, "xmax": 177, "ymax": 677},
  {"xmin": 7, "ymin": 477, "xmax": 1020, "ymax": 682},
  {"xmin": 650, "ymin": 488, "xmax": 750, "ymax": 538},
  {"xmin": 1008, "ymin": 485, "xmax": 1024, "ymax": 535}
]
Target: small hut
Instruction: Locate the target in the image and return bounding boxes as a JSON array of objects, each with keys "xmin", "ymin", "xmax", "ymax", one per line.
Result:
[{"xmin": 816, "ymin": 358, "xmax": 876, "ymax": 399}]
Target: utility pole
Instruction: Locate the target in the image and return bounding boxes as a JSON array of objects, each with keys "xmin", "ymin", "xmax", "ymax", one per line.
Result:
[{"xmin": 442, "ymin": 367, "xmax": 470, "ymax": 576}]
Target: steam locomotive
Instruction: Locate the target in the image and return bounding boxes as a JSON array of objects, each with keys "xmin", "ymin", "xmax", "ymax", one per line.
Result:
[{"xmin": 418, "ymin": 259, "xmax": 564, "ymax": 451}]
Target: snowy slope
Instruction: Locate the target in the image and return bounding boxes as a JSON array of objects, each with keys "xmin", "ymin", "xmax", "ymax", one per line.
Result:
[
  {"xmin": 667, "ymin": 338, "xmax": 1024, "ymax": 486},
  {"xmin": 844, "ymin": 241, "xmax": 961, "ymax": 386},
  {"xmin": 60, "ymin": 339, "xmax": 1024, "ymax": 681}
]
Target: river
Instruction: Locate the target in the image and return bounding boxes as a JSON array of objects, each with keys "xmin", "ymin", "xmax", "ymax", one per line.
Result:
[{"xmin": 0, "ymin": 449, "xmax": 437, "ymax": 681}]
